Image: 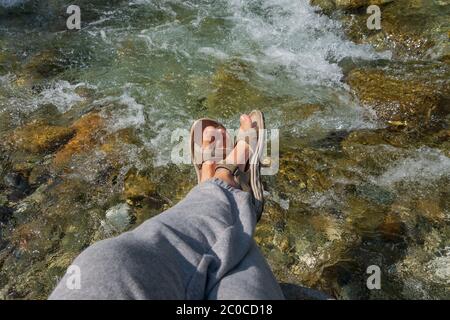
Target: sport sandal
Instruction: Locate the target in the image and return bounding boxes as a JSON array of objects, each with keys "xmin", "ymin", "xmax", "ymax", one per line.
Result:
[
  {"xmin": 190, "ymin": 118, "xmax": 232, "ymax": 184},
  {"xmin": 215, "ymin": 110, "xmax": 265, "ymax": 221}
]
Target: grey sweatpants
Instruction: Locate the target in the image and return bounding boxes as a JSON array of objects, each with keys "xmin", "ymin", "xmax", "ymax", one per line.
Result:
[{"xmin": 49, "ymin": 178, "xmax": 285, "ymax": 300}]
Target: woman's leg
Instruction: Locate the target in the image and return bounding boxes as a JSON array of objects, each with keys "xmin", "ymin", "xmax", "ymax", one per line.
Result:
[
  {"xmin": 49, "ymin": 178, "xmax": 282, "ymax": 299},
  {"xmin": 208, "ymin": 241, "xmax": 284, "ymax": 299},
  {"xmin": 49, "ymin": 114, "xmax": 283, "ymax": 300}
]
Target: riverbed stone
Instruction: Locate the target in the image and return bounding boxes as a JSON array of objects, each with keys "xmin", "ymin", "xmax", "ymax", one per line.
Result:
[
  {"xmin": 347, "ymin": 68, "xmax": 449, "ymax": 128},
  {"xmin": 336, "ymin": 0, "xmax": 393, "ymax": 9},
  {"xmin": 8, "ymin": 121, "xmax": 75, "ymax": 154},
  {"xmin": 377, "ymin": 211, "xmax": 405, "ymax": 241},
  {"xmin": 103, "ymin": 203, "xmax": 133, "ymax": 233},
  {"xmin": 123, "ymin": 169, "xmax": 157, "ymax": 202},
  {"xmin": 53, "ymin": 112, "xmax": 105, "ymax": 167},
  {"xmin": 0, "ymin": 50, "xmax": 18, "ymax": 75},
  {"xmin": 0, "ymin": 205, "xmax": 13, "ymax": 223},
  {"xmin": 205, "ymin": 62, "xmax": 274, "ymax": 118},
  {"xmin": 279, "ymin": 102, "xmax": 324, "ymax": 123},
  {"xmin": 310, "ymin": 0, "xmax": 336, "ymax": 13},
  {"xmin": 276, "ymin": 148, "xmax": 334, "ymax": 196},
  {"xmin": 99, "ymin": 128, "xmax": 141, "ymax": 155},
  {"xmin": 341, "ymin": 0, "xmax": 448, "ymax": 59},
  {"xmin": 311, "ymin": 0, "xmax": 394, "ymax": 12},
  {"xmin": 415, "ymin": 198, "xmax": 447, "ymax": 223},
  {"xmin": 22, "ymin": 50, "xmax": 65, "ymax": 80}
]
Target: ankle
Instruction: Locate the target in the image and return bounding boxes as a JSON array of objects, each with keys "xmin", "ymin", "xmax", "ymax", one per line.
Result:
[{"xmin": 214, "ymin": 168, "xmax": 238, "ymax": 188}]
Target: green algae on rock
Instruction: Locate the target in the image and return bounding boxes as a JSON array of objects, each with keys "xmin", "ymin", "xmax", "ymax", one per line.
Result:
[
  {"xmin": 311, "ymin": 0, "xmax": 394, "ymax": 12},
  {"xmin": 204, "ymin": 62, "xmax": 276, "ymax": 118},
  {"xmin": 53, "ymin": 112, "xmax": 105, "ymax": 168},
  {"xmin": 123, "ymin": 168, "xmax": 157, "ymax": 202},
  {"xmin": 335, "ymin": 0, "xmax": 393, "ymax": 9},
  {"xmin": 7, "ymin": 121, "xmax": 75, "ymax": 154},
  {"xmin": 340, "ymin": 0, "xmax": 450, "ymax": 59},
  {"xmin": 14, "ymin": 50, "xmax": 67, "ymax": 88},
  {"xmin": 346, "ymin": 67, "xmax": 450, "ymax": 128}
]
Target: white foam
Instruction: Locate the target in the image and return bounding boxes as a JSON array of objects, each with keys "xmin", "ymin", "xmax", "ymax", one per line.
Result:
[
  {"xmin": 426, "ymin": 248, "xmax": 450, "ymax": 285},
  {"xmin": 227, "ymin": 0, "xmax": 391, "ymax": 86},
  {"xmin": 0, "ymin": 77, "xmax": 87, "ymax": 114},
  {"xmin": 37, "ymin": 81, "xmax": 87, "ymax": 113},
  {"xmin": 96, "ymin": 90, "xmax": 146, "ymax": 132},
  {"xmin": 198, "ymin": 47, "xmax": 229, "ymax": 61},
  {"xmin": 376, "ymin": 147, "xmax": 450, "ymax": 186},
  {"xmin": 113, "ymin": 92, "xmax": 146, "ymax": 130}
]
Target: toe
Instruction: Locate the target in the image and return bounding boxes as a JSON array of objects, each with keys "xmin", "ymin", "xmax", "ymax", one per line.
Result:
[
  {"xmin": 215, "ymin": 127, "xmax": 226, "ymax": 148},
  {"xmin": 201, "ymin": 160, "xmax": 216, "ymax": 182},
  {"xmin": 202, "ymin": 125, "xmax": 216, "ymax": 148},
  {"xmin": 240, "ymin": 114, "xmax": 252, "ymax": 131}
]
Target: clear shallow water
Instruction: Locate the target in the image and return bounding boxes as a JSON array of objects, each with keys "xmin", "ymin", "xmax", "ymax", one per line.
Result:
[
  {"xmin": 1, "ymin": 0, "xmax": 389, "ymax": 159},
  {"xmin": 0, "ymin": 0, "xmax": 449, "ymax": 299}
]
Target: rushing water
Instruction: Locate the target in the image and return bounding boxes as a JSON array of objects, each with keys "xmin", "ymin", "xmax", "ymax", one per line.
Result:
[{"xmin": 0, "ymin": 0, "xmax": 449, "ymax": 299}]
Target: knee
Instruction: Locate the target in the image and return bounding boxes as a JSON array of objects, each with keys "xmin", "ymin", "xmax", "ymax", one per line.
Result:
[{"xmin": 73, "ymin": 235, "xmax": 134, "ymax": 273}]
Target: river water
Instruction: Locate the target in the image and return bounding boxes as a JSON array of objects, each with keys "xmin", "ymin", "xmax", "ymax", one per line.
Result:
[{"xmin": 0, "ymin": 0, "xmax": 449, "ymax": 299}]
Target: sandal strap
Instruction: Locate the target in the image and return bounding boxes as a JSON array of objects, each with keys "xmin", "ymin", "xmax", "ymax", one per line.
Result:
[
  {"xmin": 215, "ymin": 161, "xmax": 252, "ymax": 192},
  {"xmin": 215, "ymin": 162, "xmax": 239, "ymax": 176},
  {"xmin": 236, "ymin": 170, "xmax": 251, "ymax": 193},
  {"xmin": 194, "ymin": 145, "xmax": 231, "ymax": 164}
]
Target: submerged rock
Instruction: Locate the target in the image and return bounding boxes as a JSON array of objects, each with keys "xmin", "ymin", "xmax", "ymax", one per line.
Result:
[
  {"xmin": 15, "ymin": 50, "xmax": 66, "ymax": 87},
  {"xmin": 347, "ymin": 68, "xmax": 449, "ymax": 128},
  {"xmin": 103, "ymin": 203, "xmax": 132, "ymax": 233},
  {"xmin": 123, "ymin": 169, "xmax": 156, "ymax": 202},
  {"xmin": 377, "ymin": 212, "xmax": 405, "ymax": 241},
  {"xmin": 0, "ymin": 205, "xmax": 13, "ymax": 223},
  {"xmin": 277, "ymin": 148, "xmax": 334, "ymax": 196},
  {"xmin": 340, "ymin": 0, "xmax": 449, "ymax": 59},
  {"xmin": 279, "ymin": 102, "xmax": 324, "ymax": 124},
  {"xmin": 0, "ymin": 50, "xmax": 18, "ymax": 75},
  {"xmin": 335, "ymin": 0, "xmax": 393, "ymax": 9},
  {"xmin": 53, "ymin": 112, "xmax": 105, "ymax": 167},
  {"xmin": 205, "ymin": 61, "xmax": 275, "ymax": 118},
  {"xmin": 8, "ymin": 121, "xmax": 75, "ymax": 154},
  {"xmin": 311, "ymin": 0, "xmax": 394, "ymax": 11},
  {"xmin": 415, "ymin": 198, "xmax": 447, "ymax": 223},
  {"xmin": 310, "ymin": 0, "xmax": 336, "ymax": 13},
  {"xmin": 99, "ymin": 128, "xmax": 141, "ymax": 155},
  {"xmin": 3, "ymin": 172, "xmax": 29, "ymax": 193}
]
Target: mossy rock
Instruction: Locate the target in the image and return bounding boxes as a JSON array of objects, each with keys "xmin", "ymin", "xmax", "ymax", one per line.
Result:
[
  {"xmin": 341, "ymin": 140, "xmax": 408, "ymax": 177},
  {"xmin": 343, "ymin": 195, "xmax": 389, "ymax": 233},
  {"xmin": 341, "ymin": 0, "xmax": 448, "ymax": 59},
  {"xmin": 310, "ymin": 0, "xmax": 336, "ymax": 14},
  {"xmin": 279, "ymin": 102, "xmax": 324, "ymax": 123},
  {"xmin": 335, "ymin": 0, "xmax": 393, "ymax": 9},
  {"xmin": 276, "ymin": 148, "xmax": 334, "ymax": 196},
  {"xmin": 99, "ymin": 128, "xmax": 142, "ymax": 155},
  {"xmin": 0, "ymin": 50, "xmax": 19, "ymax": 75},
  {"xmin": 53, "ymin": 112, "xmax": 105, "ymax": 167},
  {"xmin": 347, "ymin": 68, "xmax": 449, "ymax": 128},
  {"xmin": 204, "ymin": 61, "xmax": 275, "ymax": 118},
  {"xmin": 311, "ymin": 0, "xmax": 393, "ymax": 12},
  {"xmin": 344, "ymin": 125, "xmax": 450, "ymax": 158},
  {"xmin": 16, "ymin": 50, "xmax": 67, "ymax": 87},
  {"xmin": 123, "ymin": 168, "xmax": 157, "ymax": 202},
  {"xmin": 7, "ymin": 121, "xmax": 75, "ymax": 154}
]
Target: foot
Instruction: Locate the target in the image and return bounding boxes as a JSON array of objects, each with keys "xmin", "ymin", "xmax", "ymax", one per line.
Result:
[
  {"xmin": 200, "ymin": 126, "xmax": 229, "ymax": 183},
  {"xmin": 214, "ymin": 114, "xmax": 255, "ymax": 188}
]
